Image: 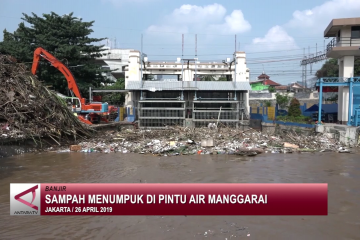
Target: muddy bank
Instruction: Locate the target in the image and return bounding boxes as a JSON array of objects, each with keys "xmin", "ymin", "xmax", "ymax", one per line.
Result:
[
  {"xmin": 0, "ymin": 136, "xmax": 73, "ymax": 158},
  {"xmin": 2, "ymin": 125, "xmax": 358, "ymax": 158},
  {"xmin": 55, "ymin": 126, "xmax": 356, "ymax": 156},
  {"xmin": 0, "ymin": 122, "xmax": 137, "ymax": 158}
]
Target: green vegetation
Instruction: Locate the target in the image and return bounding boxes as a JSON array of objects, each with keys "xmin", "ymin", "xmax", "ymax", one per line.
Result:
[
  {"xmin": 268, "ymin": 86, "xmax": 276, "ymax": 93},
  {"xmin": 200, "ymin": 75, "xmax": 228, "ymax": 81},
  {"xmin": 326, "ymin": 94, "xmax": 338, "ymax": 102},
  {"xmin": 0, "ymin": 12, "xmax": 110, "ymax": 97},
  {"xmin": 263, "ymin": 100, "xmax": 272, "ymax": 107},
  {"xmin": 275, "ymin": 93, "xmax": 290, "ymax": 109},
  {"xmin": 276, "ymin": 115, "xmax": 312, "ymax": 124},
  {"xmin": 276, "ymin": 97, "xmax": 311, "ymax": 124},
  {"xmin": 96, "ymin": 78, "xmax": 126, "ymax": 105},
  {"xmin": 315, "ymin": 59, "xmax": 339, "ymax": 78},
  {"xmin": 316, "ymin": 58, "xmax": 360, "ymax": 78},
  {"xmin": 288, "ymin": 98, "xmax": 302, "ymax": 117}
]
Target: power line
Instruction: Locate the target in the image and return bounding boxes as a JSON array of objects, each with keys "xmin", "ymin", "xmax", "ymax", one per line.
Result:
[{"xmin": 0, "ymin": 15, "xmax": 332, "ymax": 39}]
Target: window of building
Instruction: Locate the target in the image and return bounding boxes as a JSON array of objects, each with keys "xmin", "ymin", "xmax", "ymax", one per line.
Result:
[{"xmin": 351, "ymin": 26, "xmax": 360, "ymax": 38}]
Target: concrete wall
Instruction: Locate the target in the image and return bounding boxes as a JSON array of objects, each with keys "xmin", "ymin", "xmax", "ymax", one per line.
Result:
[
  {"xmin": 249, "ymin": 91, "xmax": 321, "ymax": 108},
  {"xmin": 338, "ymin": 56, "xmax": 355, "ymax": 123},
  {"xmin": 126, "ymin": 51, "xmax": 141, "ymax": 81},
  {"xmin": 234, "ymin": 52, "xmax": 248, "ymax": 82},
  {"xmin": 261, "ymin": 122, "xmax": 315, "ymax": 136},
  {"xmin": 316, "ymin": 124, "xmax": 359, "ymax": 146},
  {"xmin": 98, "ymin": 48, "xmax": 134, "ymax": 74},
  {"xmin": 125, "ymin": 52, "xmax": 248, "ymax": 82},
  {"xmin": 339, "ymin": 26, "xmax": 351, "ymax": 47},
  {"xmin": 249, "ymin": 92, "xmax": 273, "ymax": 99}
]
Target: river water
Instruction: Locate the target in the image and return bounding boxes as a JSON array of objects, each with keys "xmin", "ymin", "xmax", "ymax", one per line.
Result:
[{"xmin": 1, "ymin": 151, "xmax": 360, "ymax": 240}]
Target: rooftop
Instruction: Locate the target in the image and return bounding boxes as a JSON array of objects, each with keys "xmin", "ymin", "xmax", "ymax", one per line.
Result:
[
  {"xmin": 305, "ymin": 104, "xmax": 338, "ymax": 113},
  {"xmin": 275, "ymin": 85, "xmax": 288, "ymax": 90},
  {"xmin": 258, "ymin": 73, "xmax": 270, "ymax": 79},
  {"xmin": 324, "ymin": 17, "xmax": 360, "ymax": 37},
  {"xmin": 250, "ymin": 79, "xmax": 281, "ymax": 86},
  {"xmin": 289, "ymin": 82, "xmax": 306, "ymax": 88}
]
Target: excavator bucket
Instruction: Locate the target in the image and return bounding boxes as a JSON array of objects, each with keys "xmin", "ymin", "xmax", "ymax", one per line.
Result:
[{"xmin": 77, "ymin": 115, "xmax": 92, "ymax": 125}]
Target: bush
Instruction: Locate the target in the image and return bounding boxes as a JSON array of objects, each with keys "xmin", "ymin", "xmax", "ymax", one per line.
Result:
[
  {"xmin": 263, "ymin": 100, "xmax": 272, "ymax": 107},
  {"xmin": 288, "ymin": 98, "xmax": 302, "ymax": 117},
  {"xmin": 275, "ymin": 93, "xmax": 290, "ymax": 109},
  {"xmin": 276, "ymin": 115, "xmax": 312, "ymax": 124},
  {"xmin": 268, "ymin": 86, "xmax": 276, "ymax": 93}
]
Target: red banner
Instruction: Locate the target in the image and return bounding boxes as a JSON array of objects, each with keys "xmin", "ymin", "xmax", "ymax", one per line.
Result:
[{"xmin": 10, "ymin": 183, "xmax": 328, "ymax": 216}]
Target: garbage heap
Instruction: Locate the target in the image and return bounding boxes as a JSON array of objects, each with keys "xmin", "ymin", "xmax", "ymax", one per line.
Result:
[
  {"xmin": 0, "ymin": 54, "xmax": 94, "ymax": 142},
  {"xmin": 64, "ymin": 126, "xmax": 350, "ymax": 156}
]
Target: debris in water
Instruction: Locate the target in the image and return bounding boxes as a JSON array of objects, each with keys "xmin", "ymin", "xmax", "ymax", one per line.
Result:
[
  {"xmin": 50, "ymin": 126, "xmax": 353, "ymax": 156},
  {"xmin": 338, "ymin": 147, "xmax": 351, "ymax": 153},
  {"xmin": 0, "ymin": 54, "xmax": 93, "ymax": 143}
]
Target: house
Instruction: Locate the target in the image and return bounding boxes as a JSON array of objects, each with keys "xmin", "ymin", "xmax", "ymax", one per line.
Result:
[
  {"xmin": 250, "ymin": 73, "xmax": 281, "ymax": 91},
  {"xmin": 288, "ymin": 82, "xmax": 311, "ymax": 92},
  {"xmin": 274, "ymin": 85, "xmax": 288, "ymax": 92}
]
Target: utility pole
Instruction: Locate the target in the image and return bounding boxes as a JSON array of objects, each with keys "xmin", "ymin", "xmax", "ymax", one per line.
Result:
[
  {"xmin": 302, "ymin": 48, "xmax": 305, "ymax": 87},
  {"xmin": 305, "ymin": 46, "xmax": 308, "ymax": 88},
  {"xmin": 235, "ymin": 34, "xmax": 237, "ymax": 52},
  {"xmin": 195, "ymin": 34, "xmax": 197, "ymax": 87},
  {"xmin": 181, "ymin": 34, "xmax": 184, "ymax": 82},
  {"xmin": 140, "ymin": 34, "xmax": 143, "ymax": 91},
  {"xmin": 300, "ymin": 41, "xmax": 328, "ymax": 90},
  {"xmin": 234, "ymin": 34, "xmax": 237, "ymax": 82}
]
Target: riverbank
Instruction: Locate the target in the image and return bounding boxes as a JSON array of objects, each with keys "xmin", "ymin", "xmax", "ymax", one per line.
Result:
[
  {"xmin": 54, "ymin": 125, "xmax": 356, "ymax": 156},
  {"xmin": 2, "ymin": 124, "xmax": 359, "ymax": 158}
]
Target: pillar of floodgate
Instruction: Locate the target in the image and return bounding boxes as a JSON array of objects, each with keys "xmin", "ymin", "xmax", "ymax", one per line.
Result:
[
  {"xmin": 234, "ymin": 52, "xmax": 250, "ymax": 115},
  {"xmin": 124, "ymin": 51, "xmax": 141, "ymax": 108},
  {"xmin": 338, "ymin": 56, "xmax": 354, "ymax": 124}
]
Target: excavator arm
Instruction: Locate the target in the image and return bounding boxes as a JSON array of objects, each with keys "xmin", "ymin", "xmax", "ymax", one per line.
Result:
[{"xmin": 31, "ymin": 47, "xmax": 86, "ymax": 105}]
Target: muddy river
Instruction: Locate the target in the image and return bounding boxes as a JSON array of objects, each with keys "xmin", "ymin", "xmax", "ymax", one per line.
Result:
[{"xmin": 1, "ymin": 151, "xmax": 360, "ymax": 240}]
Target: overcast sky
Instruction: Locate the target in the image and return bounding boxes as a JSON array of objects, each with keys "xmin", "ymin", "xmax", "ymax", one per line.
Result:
[{"xmin": 1, "ymin": 0, "xmax": 359, "ymax": 84}]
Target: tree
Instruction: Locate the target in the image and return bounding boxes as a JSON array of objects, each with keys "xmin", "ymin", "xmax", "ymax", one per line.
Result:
[
  {"xmin": 316, "ymin": 58, "xmax": 360, "ymax": 78},
  {"xmin": 0, "ymin": 12, "xmax": 109, "ymax": 97},
  {"xmin": 263, "ymin": 100, "xmax": 272, "ymax": 107},
  {"xmin": 97, "ymin": 78, "xmax": 126, "ymax": 105},
  {"xmin": 201, "ymin": 75, "xmax": 216, "ymax": 81},
  {"xmin": 218, "ymin": 76, "xmax": 228, "ymax": 81},
  {"xmin": 355, "ymin": 58, "xmax": 360, "ymax": 77},
  {"xmin": 315, "ymin": 59, "xmax": 339, "ymax": 78},
  {"xmin": 275, "ymin": 93, "xmax": 290, "ymax": 109},
  {"xmin": 200, "ymin": 75, "xmax": 229, "ymax": 81},
  {"xmin": 268, "ymin": 86, "xmax": 276, "ymax": 93},
  {"xmin": 288, "ymin": 98, "xmax": 302, "ymax": 117}
]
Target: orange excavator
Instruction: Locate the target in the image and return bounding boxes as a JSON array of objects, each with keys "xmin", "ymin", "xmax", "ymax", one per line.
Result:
[{"xmin": 31, "ymin": 47, "xmax": 111, "ymax": 125}]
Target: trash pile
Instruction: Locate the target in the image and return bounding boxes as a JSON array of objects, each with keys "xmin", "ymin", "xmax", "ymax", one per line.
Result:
[
  {"xmin": 0, "ymin": 54, "xmax": 94, "ymax": 142},
  {"xmin": 58, "ymin": 126, "xmax": 352, "ymax": 155}
]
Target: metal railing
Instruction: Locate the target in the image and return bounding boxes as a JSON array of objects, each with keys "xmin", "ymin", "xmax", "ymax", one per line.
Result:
[
  {"xmin": 327, "ymin": 37, "xmax": 360, "ymax": 52},
  {"xmin": 193, "ymin": 98, "xmax": 237, "ymax": 101},
  {"xmin": 317, "ymin": 77, "xmax": 360, "ymax": 83},
  {"xmin": 353, "ymin": 77, "xmax": 360, "ymax": 83}
]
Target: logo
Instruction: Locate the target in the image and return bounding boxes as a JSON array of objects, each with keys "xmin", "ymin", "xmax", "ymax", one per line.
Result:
[{"xmin": 10, "ymin": 183, "xmax": 41, "ymax": 215}]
